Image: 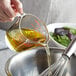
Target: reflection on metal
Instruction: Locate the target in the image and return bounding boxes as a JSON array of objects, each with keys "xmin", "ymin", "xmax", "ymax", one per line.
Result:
[{"xmin": 5, "ymin": 47, "xmax": 76, "ymax": 76}]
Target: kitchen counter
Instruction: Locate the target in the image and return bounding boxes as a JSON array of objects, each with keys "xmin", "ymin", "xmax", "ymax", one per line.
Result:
[{"xmin": 0, "ymin": 30, "xmax": 16, "ymax": 76}]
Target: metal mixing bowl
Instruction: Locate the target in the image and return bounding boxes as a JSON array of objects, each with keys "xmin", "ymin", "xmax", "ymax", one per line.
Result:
[{"xmin": 5, "ymin": 47, "xmax": 76, "ymax": 76}]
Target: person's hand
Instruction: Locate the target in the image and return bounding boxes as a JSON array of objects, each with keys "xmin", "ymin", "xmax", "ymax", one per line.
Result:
[{"xmin": 0, "ymin": 0, "xmax": 23, "ymax": 22}]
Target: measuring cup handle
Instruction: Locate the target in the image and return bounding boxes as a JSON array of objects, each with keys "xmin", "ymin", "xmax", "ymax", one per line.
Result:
[{"xmin": 16, "ymin": 13, "xmax": 26, "ymax": 17}]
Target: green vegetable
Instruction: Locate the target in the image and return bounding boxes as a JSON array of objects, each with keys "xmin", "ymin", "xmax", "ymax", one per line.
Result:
[
  {"xmin": 63, "ymin": 26, "xmax": 76, "ymax": 35},
  {"xmin": 50, "ymin": 32, "xmax": 70, "ymax": 47},
  {"xmin": 50, "ymin": 26, "xmax": 76, "ymax": 47}
]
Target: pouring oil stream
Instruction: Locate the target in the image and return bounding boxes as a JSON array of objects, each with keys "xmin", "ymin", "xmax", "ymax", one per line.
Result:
[{"xmin": 40, "ymin": 37, "xmax": 76, "ymax": 76}]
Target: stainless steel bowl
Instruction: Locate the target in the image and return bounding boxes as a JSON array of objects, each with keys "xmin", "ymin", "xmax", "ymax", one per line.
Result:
[{"xmin": 5, "ymin": 47, "xmax": 76, "ymax": 76}]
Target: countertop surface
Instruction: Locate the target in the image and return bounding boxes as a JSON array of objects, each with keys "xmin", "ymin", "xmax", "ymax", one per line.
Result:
[{"xmin": 0, "ymin": 30, "xmax": 16, "ymax": 76}]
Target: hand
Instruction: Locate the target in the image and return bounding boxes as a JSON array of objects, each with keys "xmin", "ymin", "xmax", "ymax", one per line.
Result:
[{"xmin": 0, "ymin": 0, "xmax": 23, "ymax": 22}]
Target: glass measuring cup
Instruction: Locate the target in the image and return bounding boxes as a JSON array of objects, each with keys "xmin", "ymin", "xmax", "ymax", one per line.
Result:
[{"xmin": 5, "ymin": 13, "xmax": 49, "ymax": 52}]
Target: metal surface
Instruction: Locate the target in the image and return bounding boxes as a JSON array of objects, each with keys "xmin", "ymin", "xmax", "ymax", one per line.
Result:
[
  {"xmin": 5, "ymin": 47, "xmax": 76, "ymax": 76},
  {"xmin": 63, "ymin": 37, "xmax": 76, "ymax": 58}
]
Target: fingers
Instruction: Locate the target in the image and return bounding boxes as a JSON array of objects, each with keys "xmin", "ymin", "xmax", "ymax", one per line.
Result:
[
  {"xmin": 3, "ymin": 5, "xmax": 16, "ymax": 18},
  {"xmin": 0, "ymin": 0, "xmax": 23, "ymax": 22},
  {"xmin": 0, "ymin": 0, "xmax": 16, "ymax": 22},
  {"xmin": 0, "ymin": 0, "xmax": 16, "ymax": 18},
  {"xmin": 0, "ymin": 7, "xmax": 14, "ymax": 22},
  {"xmin": 11, "ymin": 0, "xmax": 23, "ymax": 14}
]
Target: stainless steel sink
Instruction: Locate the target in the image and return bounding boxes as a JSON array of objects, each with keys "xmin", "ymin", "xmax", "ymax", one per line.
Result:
[{"xmin": 5, "ymin": 47, "xmax": 76, "ymax": 76}]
